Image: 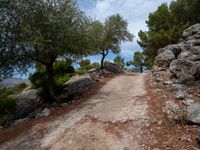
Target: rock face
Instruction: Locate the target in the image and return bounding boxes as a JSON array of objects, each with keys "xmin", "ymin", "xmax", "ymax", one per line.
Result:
[
  {"xmin": 163, "ymin": 101, "xmax": 186, "ymax": 121},
  {"xmin": 186, "ymin": 102, "xmax": 200, "ymax": 124},
  {"xmin": 61, "ymin": 74, "xmax": 97, "ymax": 100},
  {"xmin": 61, "ymin": 63, "xmax": 123, "ymax": 101},
  {"xmin": 15, "ymin": 88, "xmax": 45, "ymax": 119},
  {"xmin": 153, "ymin": 23, "xmax": 200, "ymax": 83},
  {"xmin": 102, "ymin": 63, "xmax": 124, "ymax": 74}
]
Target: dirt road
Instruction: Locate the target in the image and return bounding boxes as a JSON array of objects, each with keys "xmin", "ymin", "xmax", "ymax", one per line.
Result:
[{"xmin": 1, "ymin": 73, "xmax": 149, "ymax": 150}]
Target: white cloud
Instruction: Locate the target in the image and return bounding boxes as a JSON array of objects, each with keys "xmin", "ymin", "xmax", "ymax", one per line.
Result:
[{"xmin": 79, "ymin": 0, "xmax": 172, "ymax": 59}]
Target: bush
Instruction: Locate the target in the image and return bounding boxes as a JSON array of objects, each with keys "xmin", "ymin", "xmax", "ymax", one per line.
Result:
[
  {"xmin": 29, "ymin": 71, "xmax": 48, "ymax": 89},
  {"xmin": 54, "ymin": 74, "xmax": 70, "ymax": 94},
  {"xmin": 75, "ymin": 69, "xmax": 87, "ymax": 75},
  {"xmin": 29, "ymin": 61, "xmax": 75, "ymax": 92},
  {"xmin": 0, "ymin": 96, "xmax": 16, "ymax": 115},
  {"xmin": 11, "ymin": 83, "xmax": 27, "ymax": 94},
  {"xmin": 54, "ymin": 61, "xmax": 75, "ymax": 75}
]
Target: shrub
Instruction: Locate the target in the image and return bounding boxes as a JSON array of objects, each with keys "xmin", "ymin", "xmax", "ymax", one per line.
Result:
[
  {"xmin": 11, "ymin": 83, "xmax": 27, "ymax": 94},
  {"xmin": 0, "ymin": 95, "xmax": 16, "ymax": 115},
  {"xmin": 29, "ymin": 61, "xmax": 75, "ymax": 91},
  {"xmin": 29, "ymin": 71, "xmax": 48, "ymax": 89},
  {"xmin": 54, "ymin": 61, "xmax": 75, "ymax": 75},
  {"xmin": 54, "ymin": 74, "xmax": 70, "ymax": 94}
]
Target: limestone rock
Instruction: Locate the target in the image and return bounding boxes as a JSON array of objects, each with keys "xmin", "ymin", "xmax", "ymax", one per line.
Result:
[
  {"xmin": 36, "ymin": 108, "xmax": 51, "ymax": 118},
  {"xmin": 183, "ymin": 24, "xmax": 200, "ymax": 39},
  {"xmin": 163, "ymin": 101, "xmax": 186, "ymax": 121},
  {"xmin": 153, "ymin": 24, "xmax": 200, "ymax": 83},
  {"xmin": 186, "ymin": 102, "xmax": 200, "ymax": 124},
  {"xmin": 194, "ymin": 61, "xmax": 200, "ymax": 79},
  {"xmin": 15, "ymin": 88, "xmax": 44, "ymax": 119},
  {"xmin": 154, "ymin": 50, "xmax": 175, "ymax": 69},
  {"xmin": 170, "ymin": 59, "xmax": 196, "ymax": 83},
  {"xmin": 61, "ymin": 74, "xmax": 97, "ymax": 100},
  {"xmin": 103, "ymin": 63, "xmax": 124, "ymax": 74},
  {"xmin": 176, "ymin": 91, "xmax": 185, "ymax": 100}
]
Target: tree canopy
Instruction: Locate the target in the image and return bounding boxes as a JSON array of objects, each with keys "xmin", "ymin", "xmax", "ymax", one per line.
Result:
[
  {"xmin": 0, "ymin": 0, "xmax": 31, "ymax": 80},
  {"xmin": 0, "ymin": 0, "xmax": 93, "ymax": 100},
  {"xmin": 90, "ymin": 14, "xmax": 133, "ymax": 68},
  {"xmin": 138, "ymin": 0, "xmax": 200, "ymax": 68},
  {"xmin": 114, "ymin": 55, "xmax": 125, "ymax": 69}
]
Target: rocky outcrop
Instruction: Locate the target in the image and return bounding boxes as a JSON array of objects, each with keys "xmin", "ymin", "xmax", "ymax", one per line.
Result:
[
  {"xmin": 15, "ymin": 88, "xmax": 45, "ymax": 119},
  {"xmin": 163, "ymin": 101, "xmax": 186, "ymax": 121},
  {"xmin": 102, "ymin": 63, "xmax": 124, "ymax": 74},
  {"xmin": 186, "ymin": 102, "xmax": 200, "ymax": 124},
  {"xmin": 153, "ymin": 23, "xmax": 200, "ymax": 83},
  {"xmin": 170, "ymin": 59, "xmax": 196, "ymax": 83},
  {"xmin": 60, "ymin": 63, "xmax": 123, "ymax": 101},
  {"xmin": 61, "ymin": 74, "xmax": 98, "ymax": 101}
]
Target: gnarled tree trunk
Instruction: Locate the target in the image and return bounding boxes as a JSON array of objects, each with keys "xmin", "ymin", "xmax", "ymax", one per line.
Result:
[
  {"xmin": 46, "ymin": 62, "xmax": 57, "ymax": 102},
  {"xmin": 100, "ymin": 50, "xmax": 109, "ymax": 69}
]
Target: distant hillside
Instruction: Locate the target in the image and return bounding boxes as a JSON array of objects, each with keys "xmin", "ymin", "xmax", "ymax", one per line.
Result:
[{"xmin": 0, "ymin": 78, "xmax": 30, "ymax": 88}]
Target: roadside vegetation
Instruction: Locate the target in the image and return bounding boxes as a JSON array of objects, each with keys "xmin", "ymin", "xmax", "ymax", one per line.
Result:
[
  {"xmin": 0, "ymin": 0, "xmax": 199, "ymax": 129},
  {"xmin": 0, "ymin": 0, "xmax": 133, "ymax": 102},
  {"xmin": 0, "ymin": 83, "xmax": 27, "ymax": 125}
]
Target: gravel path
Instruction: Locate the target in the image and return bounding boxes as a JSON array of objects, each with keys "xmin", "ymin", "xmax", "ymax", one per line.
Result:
[{"xmin": 1, "ymin": 73, "xmax": 149, "ymax": 150}]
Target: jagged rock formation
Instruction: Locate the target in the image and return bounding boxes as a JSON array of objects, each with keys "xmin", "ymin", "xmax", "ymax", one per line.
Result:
[
  {"xmin": 154, "ymin": 24, "xmax": 200, "ymax": 125},
  {"xmin": 153, "ymin": 23, "xmax": 200, "ymax": 83},
  {"xmin": 61, "ymin": 63, "xmax": 123, "ymax": 100},
  {"xmin": 61, "ymin": 73, "xmax": 97, "ymax": 100},
  {"xmin": 15, "ymin": 88, "xmax": 45, "ymax": 119},
  {"xmin": 5, "ymin": 63, "xmax": 123, "ymax": 127}
]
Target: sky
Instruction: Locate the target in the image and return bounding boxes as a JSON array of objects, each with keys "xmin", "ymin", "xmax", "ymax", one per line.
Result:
[{"xmin": 77, "ymin": 0, "xmax": 171, "ymax": 62}]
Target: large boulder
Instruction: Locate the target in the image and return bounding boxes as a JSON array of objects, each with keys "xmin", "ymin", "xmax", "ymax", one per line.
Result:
[
  {"xmin": 15, "ymin": 88, "xmax": 45, "ymax": 119},
  {"xmin": 61, "ymin": 74, "xmax": 97, "ymax": 100},
  {"xmin": 183, "ymin": 24, "xmax": 200, "ymax": 39},
  {"xmin": 158, "ymin": 44, "xmax": 183, "ymax": 57},
  {"xmin": 153, "ymin": 69, "xmax": 173, "ymax": 82},
  {"xmin": 154, "ymin": 50, "xmax": 175, "ymax": 69},
  {"xmin": 186, "ymin": 102, "xmax": 200, "ymax": 124},
  {"xmin": 170, "ymin": 59, "xmax": 197, "ymax": 83},
  {"xmin": 153, "ymin": 24, "xmax": 200, "ymax": 83},
  {"xmin": 163, "ymin": 101, "xmax": 186, "ymax": 121},
  {"xmin": 103, "ymin": 63, "xmax": 123, "ymax": 74},
  {"xmin": 194, "ymin": 61, "xmax": 200, "ymax": 79},
  {"xmin": 178, "ymin": 51, "xmax": 200, "ymax": 61}
]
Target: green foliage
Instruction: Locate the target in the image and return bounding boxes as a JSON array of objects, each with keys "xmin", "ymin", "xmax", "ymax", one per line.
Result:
[
  {"xmin": 133, "ymin": 51, "xmax": 144, "ymax": 67},
  {"xmin": 54, "ymin": 74, "xmax": 70, "ymax": 93},
  {"xmin": 29, "ymin": 61, "xmax": 74, "ymax": 90},
  {"xmin": 113, "ymin": 55, "xmax": 125, "ymax": 68},
  {"xmin": 0, "ymin": 0, "xmax": 31, "ymax": 81},
  {"xmin": 76, "ymin": 59, "xmax": 100, "ymax": 75},
  {"xmin": 79, "ymin": 59, "xmax": 91, "ymax": 70},
  {"xmin": 90, "ymin": 14, "xmax": 133, "ymax": 68},
  {"xmin": 0, "ymin": 96, "xmax": 16, "ymax": 115},
  {"xmin": 54, "ymin": 61, "xmax": 75, "ymax": 76},
  {"xmin": 0, "ymin": 0, "xmax": 93, "ymax": 100},
  {"xmin": 138, "ymin": 0, "xmax": 200, "ymax": 68},
  {"xmin": 126, "ymin": 51, "xmax": 144, "ymax": 73},
  {"xmin": 29, "ymin": 71, "xmax": 48, "ymax": 89},
  {"xmin": 0, "ymin": 82, "xmax": 28, "ymax": 125}
]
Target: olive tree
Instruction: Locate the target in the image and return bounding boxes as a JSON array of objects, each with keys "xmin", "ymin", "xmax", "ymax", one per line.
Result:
[
  {"xmin": 0, "ymin": 0, "xmax": 31, "ymax": 81},
  {"xmin": 114, "ymin": 55, "xmax": 125, "ymax": 69},
  {"xmin": 1, "ymin": 0, "xmax": 92, "ymax": 101},
  {"xmin": 90, "ymin": 14, "xmax": 133, "ymax": 69}
]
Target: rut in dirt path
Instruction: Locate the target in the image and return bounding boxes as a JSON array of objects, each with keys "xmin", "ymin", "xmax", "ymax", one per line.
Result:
[{"xmin": 1, "ymin": 73, "xmax": 149, "ymax": 150}]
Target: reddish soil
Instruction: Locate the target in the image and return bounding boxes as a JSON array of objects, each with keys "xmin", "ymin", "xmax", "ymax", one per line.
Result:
[
  {"xmin": 144, "ymin": 74, "xmax": 200, "ymax": 150},
  {"xmin": 0, "ymin": 76, "xmax": 113, "ymax": 145}
]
